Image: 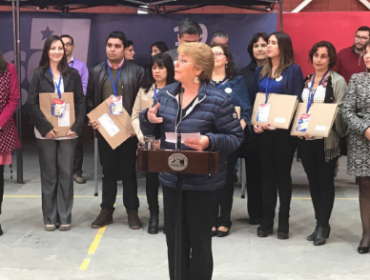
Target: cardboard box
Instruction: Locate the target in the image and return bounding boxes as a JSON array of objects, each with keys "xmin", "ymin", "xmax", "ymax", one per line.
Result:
[
  {"xmin": 87, "ymin": 97, "xmax": 135, "ymax": 150},
  {"xmin": 290, "ymin": 103, "xmax": 338, "ymax": 137},
  {"xmin": 235, "ymin": 106, "xmax": 241, "ymax": 119},
  {"xmin": 251, "ymin": 93, "xmax": 298, "ymax": 129},
  {"xmin": 39, "ymin": 92, "xmax": 75, "ymax": 137}
]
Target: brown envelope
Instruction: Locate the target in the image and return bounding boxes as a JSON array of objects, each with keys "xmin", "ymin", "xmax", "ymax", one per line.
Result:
[
  {"xmin": 87, "ymin": 97, "xmax": 135, "ymax": 150},
  {"xmin": 290, "ymin": 103, "xmax": 338, "ymax": 137},
  {"xmin": 251, "ymin": 93, "xmax": 298, "ymax": 129},
  {"xmin": 39, "ymin": 92, "xmax": 75, "ymax": 137}
]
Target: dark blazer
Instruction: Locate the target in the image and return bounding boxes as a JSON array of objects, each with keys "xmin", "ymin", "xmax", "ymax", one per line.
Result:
[
  {"xmin": 27, "ymin": 67, "xmax": 85, "ymax": 136},
  {"xmin": 252, "ymin": 63, "xmax": 304, "ymax": 104},
  {"xmin": 86, "ymin": 60, "xmax": 144, "ymax": 115},
  {"xmin": 140, "ymin": 82, "xmax": 244, "ymax": 192}
]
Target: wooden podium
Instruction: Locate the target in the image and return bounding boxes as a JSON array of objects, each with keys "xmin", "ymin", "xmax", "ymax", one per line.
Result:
[{"xmin": 137, "ymin": 148, "xmax": 220, "ymax": 280}]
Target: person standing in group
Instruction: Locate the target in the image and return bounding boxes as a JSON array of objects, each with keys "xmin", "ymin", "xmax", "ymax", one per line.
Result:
[
  {"xmin": 165, "ymin": 18, "xmax": 201, "ymax": 61},
  {"xmin": 299, "ymin": 41, "xmax": 347, "ymax": 246},
  {"xmin": 86, "ymin": 31, "xmax": 145, "ymax": 230},
  {"xmin": 333, "ymin": 26, "xmax": 370, "ymax": 84},
  {"xmin": 210, "ymin": 31, "xmax": 243, "ymax": 71},
  {"xmin": 210, "ymin": 43, "xmax": 251, "ymax": 237},
  {"xmin": 140, "ymin": 42, "xmax": 243, "ymax": 280},
  {"xmin": 124, "ymin": 40, "xmax": 135, "ymax": 61},
  {"xmin": 253, "ymin": 31, "xmax": 303, "ymax": 239},
  {"xmin": 343, "ymin": 41, "xmax": 370, "ymax": 254},
  {"xmin": 60, "ymin": 34, "xmax": 89, "ymax": 185},
  {"xmin": 239, "ymin": 32, "xmax": 269, "ymax": 226},
  {"xmin": 0, "ymin": 49, "xmax": 21, "ymax": 236},
  {"xmin": 151, "ymin": 41, "xmax": 169, "ymax": 57},
  {"xmin": 27, "ymin": 35, "xmax": 85, "ymax": 231},
  {"xmin": 131, "ymin": 53, "xmax": 174, "ymax": 234}
]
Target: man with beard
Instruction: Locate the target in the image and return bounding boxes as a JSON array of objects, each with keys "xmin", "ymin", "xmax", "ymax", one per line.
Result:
[{"xmin": 333, "ymin": 26, "xmax": 370, "ymax": 83}]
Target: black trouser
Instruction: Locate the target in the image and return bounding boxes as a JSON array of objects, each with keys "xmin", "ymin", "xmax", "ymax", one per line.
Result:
[
  {"xmin": 98, "ymin": 136, "xmax": 139, "ymax": 213},
  {"xmin": 0, "ymin": 165, "xmax": 3, "ymax": 215},
  {"xmin": 73, "ymin": 138, "xmax": 84, "ymax": 176},
  {"xmin": 163, "ymin": 186, "xmax": 220, "ymax": 280},
  {"xmin": 299, "ymin": 139, "xmax": 337, "ymax": 227},
  {"xmin": 217, "ymin": 149, "xmax": 239, "ymax": 228},
  {"xmin": 146, "ymin": 172, "xmax": 159, "ymax": 215},
  {"xmin": 239, "ymin": 134, "xmax": 263, "ymax": 221},
  {"xmin": 259, "ymin": 130, "xmax": 298, "ymax": 228}
]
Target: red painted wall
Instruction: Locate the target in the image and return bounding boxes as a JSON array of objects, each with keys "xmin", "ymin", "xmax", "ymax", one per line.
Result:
[{"xmin": 0, "ymin": 0, "xmax": 369, "ymax": 13}]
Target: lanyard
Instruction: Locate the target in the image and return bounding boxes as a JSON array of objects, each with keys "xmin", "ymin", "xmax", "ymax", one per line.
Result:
[
  {"xmin": 153, "ymin": 86, "xmax": 157, "ymax": 100},
  {"xmin": 48, "ymin": 68, "xmax": 62, "ymax": 99},
  {"xmin": 264, "ymin": 77, "xmax": 274, "ymax": 104},
  {"xmin": 107, "ymin": 60, "xmax": 123, "ymax": 97},
  {"xmin": 306, "ymin": 70, "xmax": 329, "ymax": 113}
]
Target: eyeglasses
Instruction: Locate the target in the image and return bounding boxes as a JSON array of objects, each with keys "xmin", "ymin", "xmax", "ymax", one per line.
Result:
[
  {"xmin": 213, "ymin": 51, "xmax": 225, "ymax": 57},
  {"xmin": 355, "ymin": 35, "xmax": 370, "ymax": 41},
  {"xmin": 64, "ymin": 42, "xmax": 74, "ymax": 46},
  {"xmin": 174, "ymin": 57, "xmax": 192, "ymax": 65}
]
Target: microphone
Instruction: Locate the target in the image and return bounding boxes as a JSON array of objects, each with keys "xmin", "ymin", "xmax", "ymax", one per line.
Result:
[{"xmin": 176, "ymin": 87, "xmax": 185, "ymax": 150}]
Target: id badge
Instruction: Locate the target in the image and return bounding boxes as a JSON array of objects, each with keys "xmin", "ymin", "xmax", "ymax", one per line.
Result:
[
  {"xmin": 296, "ymin": 113, "xmax": 311, "ymax": 132},
  {"xmin": 51, "ymin": 98, "xmax": 66, "ymax": 118},
  {"xmin": 110, "ymin": 96, "xmax": 123, "ymax": 115},
  {"xmin": 256, "ymin": 103, "xmax": 271, "ymax": 122}
]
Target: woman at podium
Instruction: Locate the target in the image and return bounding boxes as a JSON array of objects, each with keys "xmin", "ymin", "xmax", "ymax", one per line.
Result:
[{"xmin": 140, "ymin": 42, "xmax": 244, "ymax": 280}]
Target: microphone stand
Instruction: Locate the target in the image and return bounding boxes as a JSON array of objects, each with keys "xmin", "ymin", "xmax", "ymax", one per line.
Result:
[{"xmin": 174, "ymin": 88, "xmax": 184, "ymax": 280}]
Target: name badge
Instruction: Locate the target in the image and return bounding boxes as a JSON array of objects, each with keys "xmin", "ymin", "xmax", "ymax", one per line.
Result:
[
  {"xmin": 51, "ymin": 98, "xmax": 66, "ymax": 118},
  {"xmin": 256, "ymin": 103, "xmax": 271, "ymax": 122},
  {"xmin": 296, "ymin": 113, "xmax": 311, "ymax": 132},
  {"xmin": 110, "ymin": 95, "xmax": 123, "ymax": 115}
]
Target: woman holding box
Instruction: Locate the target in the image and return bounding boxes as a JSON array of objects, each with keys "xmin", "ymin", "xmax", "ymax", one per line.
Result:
[
  {"xmin": 210, "ymin": 43, "xmax": 251, "ymax": 237},
  {"xmin": 253, "ymin": 31, "xmax": 303, "ymax": 239},
  {"xmin": 343, "ymin": 41, "xmax": 370, "ymax": 254},
  {"xmin": 28, "ymin": 35, "xmax": 85, "ymax": 231},
  {"xmin": 131, "ymin": 52, "xmax": 174, "ymax": 234},
  {"xmin": 299, "ymin": 41, "xmax": 347, "ymax": 246}
]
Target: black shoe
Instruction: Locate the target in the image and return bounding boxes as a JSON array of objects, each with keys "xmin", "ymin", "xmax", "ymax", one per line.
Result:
[
  {"xmin": 313, "ymin": 226, "xmax": 331, "ymax": 246},
  {"xmin": 91, "ymin": 209, "xmax": 113, "ymax": 228},
  {"xmin": 217, "ymin": 227, "xmax": 230, "ymax": 237},
  {"xmin": 148, "ymin": 214, "xmax": 159, "ymax": 234},
  {"xmin": 128, "ymin": 211, "xmax": 142, "ymax": 230},
  {"xmin": 277, "ymin": 220, "xmax": 289, "ymax": 239},
  {"xmin": 357, "ymin": 239, "xmax": 370, "ymax": 254},
  {"xmin": 248, "ymin": 218, "xmax": 262, "ymax": 225},
  {"xmin": 307, "ymin": 226, "xmax": 319, "ymax": 241},
  {"xmin": 0, "ymin": 223, "xmax": 3, "ymax": 236},
  {"xmin": 257, "ymin": 225, "xmax": 273, "ymax": 237}
]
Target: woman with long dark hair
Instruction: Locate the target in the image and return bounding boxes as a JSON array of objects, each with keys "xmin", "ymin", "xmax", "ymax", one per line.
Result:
[
  {"xmin": 27, "ymin": 35, "xmax": 85, "ymax": 231},
  {"xmin": 253, "ymin": 31, "xmax": 303, "ymax": 239},
  {"xmin": 210, "ymin": 43, "xmax": 251, "ymax": 237},
  {"xmin": 151, "ymin": 41, "xmax": 169, "ymax": 57},
  {"xmin": 299, "ymin": 41, "xmax": 347, "ymax": 246},
  {"xmin": 131, "ymin": 53, "xmax": 174, "ymax": 234},
  {"xmin": 0, "ymin": 49, "xmax": 21, "ymax": 236},
  {"xmin": 343, "ymin": 41, "xmax": 370, "ymax": 254}
]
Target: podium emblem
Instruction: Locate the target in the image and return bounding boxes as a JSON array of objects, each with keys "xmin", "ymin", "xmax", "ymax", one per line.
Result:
[{"xmin": 168, "ymin": 153, "xmax": 188, "ymax": 171}]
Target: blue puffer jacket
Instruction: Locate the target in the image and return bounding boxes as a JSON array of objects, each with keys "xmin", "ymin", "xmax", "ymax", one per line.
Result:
[
  {"xmin": 212, "ymin": 75, "xmax": 251, "ymax": 125},
  {"xmin": 140, "ymin": 82, "xmax": 244, "ymax": 192}
]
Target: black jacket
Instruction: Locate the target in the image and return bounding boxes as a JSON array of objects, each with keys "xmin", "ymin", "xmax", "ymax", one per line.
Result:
[
  {"xmin": 86, "ymin": 60, "xmax": 144, "ymax": 115},
  {"xmin": 27, "ymin": 67, "xmax": 85, "ymax": 136},
  {"xmin": 241, "ymin": 61, "xmax": 257, "ymax": 103}
]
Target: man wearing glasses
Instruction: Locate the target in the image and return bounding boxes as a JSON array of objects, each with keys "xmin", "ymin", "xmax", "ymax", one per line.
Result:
[
  {"xmin": 333, "ymin": 26, "xmax": 370, "ymax": 83},
  {"xmin": 61, "ymin": 34, "xmax": 89, "ymax": 184}
]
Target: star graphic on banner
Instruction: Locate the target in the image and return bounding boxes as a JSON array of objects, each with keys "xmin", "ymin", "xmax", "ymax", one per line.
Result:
[{"xmin": 41, "ymin": 26, "xmax": 54, "ymax": 40}]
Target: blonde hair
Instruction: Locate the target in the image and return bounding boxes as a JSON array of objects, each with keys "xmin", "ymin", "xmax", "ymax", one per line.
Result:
[{"xmin": 177, "ymin": 42, "xmax": 214, "ymax": 83}]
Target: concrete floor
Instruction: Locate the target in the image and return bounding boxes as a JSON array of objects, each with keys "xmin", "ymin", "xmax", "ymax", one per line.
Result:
[{"xmin": 0, "ymin": 139, "xmax": 369, "ymax": 280}]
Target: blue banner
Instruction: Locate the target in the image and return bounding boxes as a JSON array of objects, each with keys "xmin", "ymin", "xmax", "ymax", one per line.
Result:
[{"xmin": 0, "ymin": 12, "xmax": 277, "ymax": 108}]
